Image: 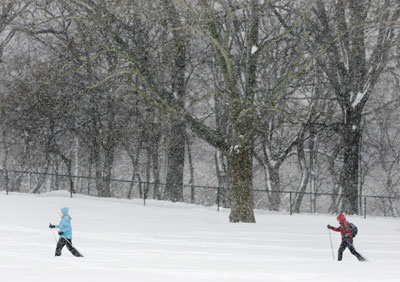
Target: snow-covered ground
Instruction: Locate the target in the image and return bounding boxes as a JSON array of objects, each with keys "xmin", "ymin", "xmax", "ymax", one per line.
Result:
[{"xmin": 0, "ymin": 191, "xmax": 399, "ymax": 282}]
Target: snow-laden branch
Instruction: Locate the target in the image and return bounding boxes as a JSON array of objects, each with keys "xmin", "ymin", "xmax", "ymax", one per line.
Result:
[{"xmin": 351, "ymin": 77, "xmax": 371, "ymax": 108}]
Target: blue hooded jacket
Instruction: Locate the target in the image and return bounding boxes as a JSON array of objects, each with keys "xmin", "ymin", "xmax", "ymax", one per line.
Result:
[{"xmin": 55, "ymin": 207, "xmax": 72, "ymax": 239}]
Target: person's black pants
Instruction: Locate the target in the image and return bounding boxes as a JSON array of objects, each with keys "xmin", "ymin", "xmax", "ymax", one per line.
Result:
[
  {"xmin": 338, "ymin": 241, "xmax": 365, "ymax": 261},
  {"xmin": 55, "ymin": 238, "xmax": 82, "ymax": 257}
]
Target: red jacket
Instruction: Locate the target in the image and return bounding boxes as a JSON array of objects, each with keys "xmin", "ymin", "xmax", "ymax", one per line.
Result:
[{"xmin": 331, "ymin": 214, "xmax": 353, "ymax": 242}]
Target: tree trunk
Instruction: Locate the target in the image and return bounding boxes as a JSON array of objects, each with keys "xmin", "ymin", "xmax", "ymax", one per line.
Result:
[
  {"xmin": 341, "ymin": 109, "xmax": 362, "ymax": 214},
  {"xmin": 101, "ymin": 146, "xmax": 114, "ymax": 198},
  {"xmin": 313, "ymin": 0, "xmax": 400, "ymax": 214},
  {"xmin": 54, "ymin": 159, "xmax": 60, "ymax": 191},
  {"xmin": 145, "ymin": 147, "xmax": 151, "ymax": 200},
  {"xmin": 11, "ymin": 171, "xmax": 23, "ymax": 193},
  {"xmin": 74, "ymin": 135, "xmax": 80, "ymax": 192},
  {"xmin": 228, "ymin": 143, "xmax": 255, "ymax": 223},
  {"xmin": 152, "ymin": 151, "xmax": 161, "ymax": 200},
  {"xmin": 2, "ymin": 129, "xmax": 9, "ymax": 194},
  {"xmin": 86, "ymin": 152, "xmax": 93, "ymax": 195},
  {"xmin": 309, "ymin": 126, "xmax": 319, "ymax": 213},
  {"xmin": 150, "ymin": 128, "xmax": 161, "ymax": 200},
  {"xmin": 215, "ymin": 151, "xmax": 229, "ymax": 208},
  {"xmin": 186, "ymin": 135, "xmax": 195, "ymax": 204},
  {"xmin": 255, "ymin": 134, "xmax": 300, "ymax": 212},
  {"xmin": 93, "ymin": 138, "xmax": 104, "ymax": 197},
  {"xmin": 293, "ymin": 134, "xmax": 310, "ymax": 213},
  {"xmin": 165, "ymin": 118, "xmax": 185, "ymax": 202},
  {"xmin": 31, "ymin": 152, "xmax": 51, "ymax": 194},
  {"xmin": 163, "ymin": 0, "xmax": 187, "ymax": 203},
  {"xmin": 265, "ymin": 167, "xmax": 281, "ymax": 211},
  {"xmin": 59, "ymin": 153, "xmax": 75, "ymax": 197},
  {"xmin": 127, "ymin": 143, "xmax": 141, "ymax": 199}
]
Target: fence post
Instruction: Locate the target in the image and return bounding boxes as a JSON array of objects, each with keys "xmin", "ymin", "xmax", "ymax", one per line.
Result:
[
  {"xmin": 70, "ymin": 178, "xmax": 73, "ymax": 198},
  {"xmin": 290, "ymin": 192, "xmax": 292, "ymax": 215},
  {"xmin": 191, "ymin": 185, "xmax": 195, "ymax": 204},
  {"xmin": 217, "ymin": 186, "xmax": 220, "ymax": 211},
  {"xmin": 364, "ymin": 196, "xmax": 367, "ymax": 219},
  {"xmin": 5, "ymin": 169, "xmax": 8, "ymax": 196},
  {"xmin": 310, "ymin": 193, "xmax": 313, "ymax": 213}
]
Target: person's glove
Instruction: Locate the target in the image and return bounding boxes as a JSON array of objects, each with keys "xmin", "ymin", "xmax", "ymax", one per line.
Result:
[
  {"xmin": 327, "ymin": 224, "xmax": 333, "ymax": 229},
  {"xmin": 49, "ymin": 223, "xmax": 55, "ymax": 229},
  {"xmin": 58, "ymin": 231, "xmax": 64, "ymax": 236}
]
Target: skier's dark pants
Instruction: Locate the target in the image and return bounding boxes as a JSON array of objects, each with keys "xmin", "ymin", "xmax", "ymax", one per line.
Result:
[
  {"xmin": 55, "ymin": 238, "xmax": 82, "ymax": 257},
  {"xmin": 338, "ymin": 241, "xmax": 365, "ymax": 261}
]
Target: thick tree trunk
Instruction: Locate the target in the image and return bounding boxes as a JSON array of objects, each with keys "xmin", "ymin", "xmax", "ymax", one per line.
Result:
[
  {"xmin": 226, "ymin": 0, "xmax": 258, "ymax": 223},
  {"xmin": 228, "ymin": 144, "xmax": 255, "ymax": 223},
  {"xmin": 313, "ymin": 0, "xmax": 399, "ymax": 214},
  {"xmin": 163, "ymin": 0, "xmax": 187, "ymax": 202},
  {"xmin": 165, "ymin": 118, "xmax": 185, "ymax": 202},
  {"xmin": 341, "ymin": 110, "xmax": 362, "ymax": 214}
]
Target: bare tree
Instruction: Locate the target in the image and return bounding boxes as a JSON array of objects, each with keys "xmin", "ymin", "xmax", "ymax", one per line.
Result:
[
  {"xmin": 362, "ymin": 73, "xmax": 400, "ymax": 215},
  {"xmin": 310, "ymin": 0, "xmax": 400, "ymax": 213},
  {"xmin": 0, "ymin": 1, "xmax": 32, "ymax": 60},
  {"xmin": 61, "ymin": 0, "xmax": 313, "ymax": 222}
]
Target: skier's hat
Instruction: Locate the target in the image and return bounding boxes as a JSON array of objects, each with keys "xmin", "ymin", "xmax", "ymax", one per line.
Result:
[{"xmin": 337, "ymin": 213, "xmax": 346, "ymax": 223}]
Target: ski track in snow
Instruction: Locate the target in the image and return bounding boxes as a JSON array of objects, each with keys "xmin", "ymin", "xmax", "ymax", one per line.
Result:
[{"xmin": 0, "ymin": 191, "xmax": 400, "ymax": 282}]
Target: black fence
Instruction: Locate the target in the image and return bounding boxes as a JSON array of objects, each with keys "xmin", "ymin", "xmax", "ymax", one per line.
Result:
[
  {"xmin": 251, "ymin": 189, "xmax": 400, "ymax": 219},
  {"xmin": 1, "ymin": 168, "xmax": 399, "ymax": 218}
]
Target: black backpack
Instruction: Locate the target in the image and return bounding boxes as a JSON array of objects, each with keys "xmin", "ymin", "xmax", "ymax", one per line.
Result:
[{"xmin": 349, "ymin": 222, "xmax": 358, "ymax": 238}]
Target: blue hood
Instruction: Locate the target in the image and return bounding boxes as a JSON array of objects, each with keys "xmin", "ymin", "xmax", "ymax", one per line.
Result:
[{"xmin": 60, "ymin": 207, "xmax": 69, "ymax": 217}]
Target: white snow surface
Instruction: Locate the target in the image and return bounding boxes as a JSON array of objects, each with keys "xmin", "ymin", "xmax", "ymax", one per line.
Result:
[{"xmin": 1, "ymin": 191, "xmax": 399, "ymax": 282}]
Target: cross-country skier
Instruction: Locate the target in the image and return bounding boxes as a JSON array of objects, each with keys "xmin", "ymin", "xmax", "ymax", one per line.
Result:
[
  {"xmin": 49, "ymin": 207, "xmax": 83, "ymax": 257},
  {"xmin": 327, "ymin": 213, "xmax": 366, "ymax": 261}
]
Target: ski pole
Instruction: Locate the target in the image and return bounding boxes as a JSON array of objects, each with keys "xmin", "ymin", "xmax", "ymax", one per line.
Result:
[
  {"xmin": 328, "ymin": 229, "xmax": 335, "ymax": 261},
  {"xmin": 50, "ymin": 229, "xmax": 58, "ymax": 243}
]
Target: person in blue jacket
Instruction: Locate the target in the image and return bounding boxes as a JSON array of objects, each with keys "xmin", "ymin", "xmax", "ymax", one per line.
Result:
[{"xmin": 49, "ymin": 207, "xmax": 82, "ymax": 257}]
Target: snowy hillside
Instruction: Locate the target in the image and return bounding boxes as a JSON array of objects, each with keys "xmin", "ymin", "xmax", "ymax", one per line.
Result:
[{"xmin": 0, "ymin": 191, "xmax": 399, "ymax": 282}]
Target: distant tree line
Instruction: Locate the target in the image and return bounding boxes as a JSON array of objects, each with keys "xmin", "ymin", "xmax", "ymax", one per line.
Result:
[{"xmin": 0, "ymin": 0, "xmax": 400, "ymax": 222}]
